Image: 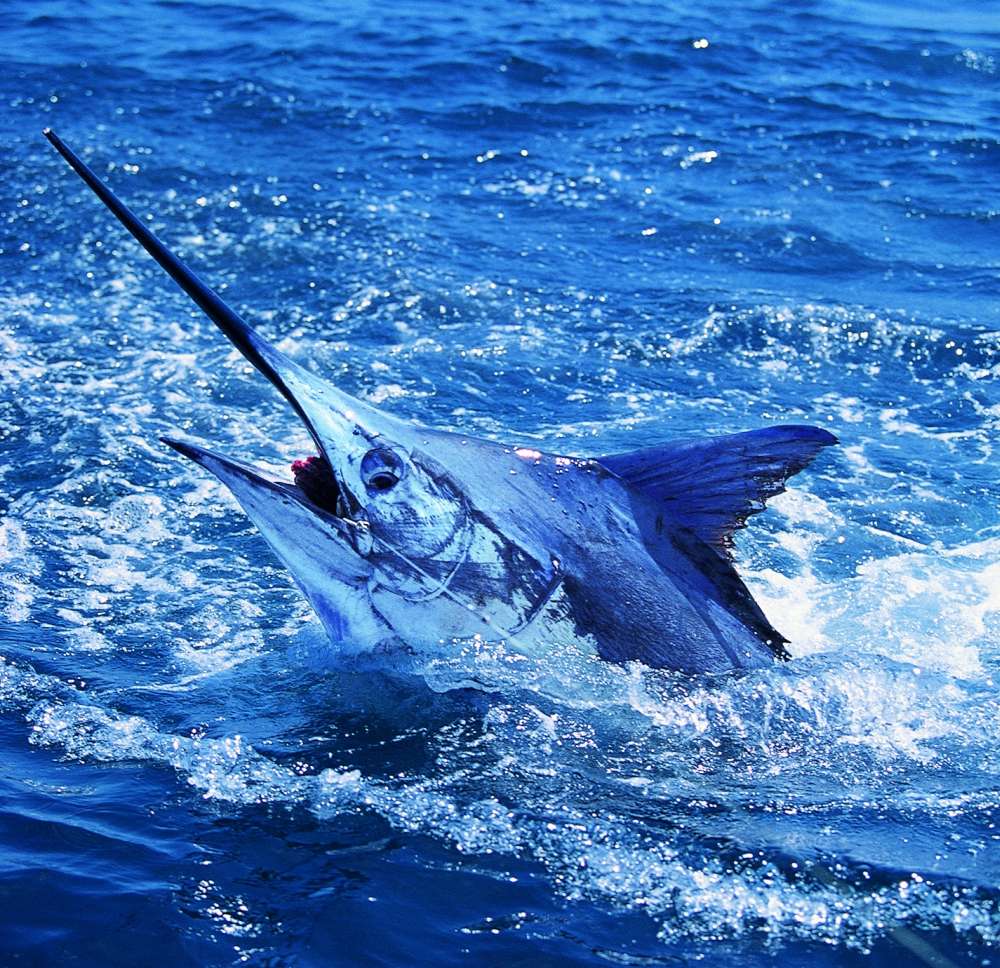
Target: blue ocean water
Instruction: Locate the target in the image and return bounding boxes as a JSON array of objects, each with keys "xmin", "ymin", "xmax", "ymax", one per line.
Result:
[{"xmin": 1, "ymin": 0, "xmax": 999, "ymax": 963}]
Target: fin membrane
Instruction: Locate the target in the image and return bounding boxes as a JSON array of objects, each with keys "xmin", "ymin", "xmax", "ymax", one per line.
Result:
[{"xmin": 598, "ymin": 425, "xmax": 837, "ymax": 558}]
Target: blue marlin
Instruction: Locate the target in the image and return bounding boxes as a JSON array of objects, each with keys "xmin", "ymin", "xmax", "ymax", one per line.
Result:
[{"xmin": 45, "ymin": 129, "xmax": 837, "ymax": 674}]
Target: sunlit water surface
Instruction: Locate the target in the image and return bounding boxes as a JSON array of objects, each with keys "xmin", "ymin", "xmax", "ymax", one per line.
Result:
[{"xmin": 1, "ymin": 0, "xmax": 999, "ymax": 964}]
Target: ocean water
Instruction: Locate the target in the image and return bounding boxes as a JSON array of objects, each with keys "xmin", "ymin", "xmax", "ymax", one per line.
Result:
[{"xmin": 2, "ymin": 0, "xmax": 999, "ymax": 964}]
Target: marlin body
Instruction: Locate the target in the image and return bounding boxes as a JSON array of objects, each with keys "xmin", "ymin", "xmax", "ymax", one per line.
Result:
[{"xmin": 45, "ymin": 130, "xmax": 837, "ymax": 674}]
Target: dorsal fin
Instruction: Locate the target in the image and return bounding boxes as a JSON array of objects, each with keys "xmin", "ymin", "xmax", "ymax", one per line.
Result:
[{"xmin": 598, "ymin": 425, "xmax": 837, "ymax": 558}]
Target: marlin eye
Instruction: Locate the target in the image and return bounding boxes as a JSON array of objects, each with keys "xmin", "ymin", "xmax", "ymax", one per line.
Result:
[{"xmin": 361, "ymin": 447, "xmax": 404, "ymax": 493}]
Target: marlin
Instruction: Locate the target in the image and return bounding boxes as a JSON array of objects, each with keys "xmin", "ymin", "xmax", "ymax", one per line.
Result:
[{"xmin": 45, "ymin": 129, "xmax": 837, "ymax": 674}]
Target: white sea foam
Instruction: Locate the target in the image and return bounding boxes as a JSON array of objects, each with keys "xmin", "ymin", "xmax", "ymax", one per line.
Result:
[{"xmin": 1, "ymin": 651, "xmax": 995, "ymax": 951}]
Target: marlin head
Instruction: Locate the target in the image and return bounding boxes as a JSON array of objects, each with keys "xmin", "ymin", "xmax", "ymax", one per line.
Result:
[
  {"xmin": 46, "ymin": 130, "xmax": 838, "ymax": 674},
  {"xmin": 43, "ymin": 130, "xmax": 549, "ymax": 655}
]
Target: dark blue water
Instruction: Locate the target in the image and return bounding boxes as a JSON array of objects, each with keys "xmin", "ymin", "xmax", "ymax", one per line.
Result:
[{"xmin": 2, "ymin": 1, "xmax": 999, "ymax": 964}]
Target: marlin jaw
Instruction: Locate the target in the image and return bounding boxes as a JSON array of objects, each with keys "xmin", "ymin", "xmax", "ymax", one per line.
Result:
[
  {"xmin": 160, "ymin": 434, "xmax": 400, "ymax": 653},
  {"xmin": 160, "ymin": 435, "xmax": 370, "ymax": 562}
]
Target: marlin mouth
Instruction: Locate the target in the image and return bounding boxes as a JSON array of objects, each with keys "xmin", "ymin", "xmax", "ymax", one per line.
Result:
[
  {"xmin": 162, "ymin": 436, "xmax": 351, "ymax": 523},
  {"xmin": 291, "ymin": 454, "xmax": 345, "ymax": 517}
]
